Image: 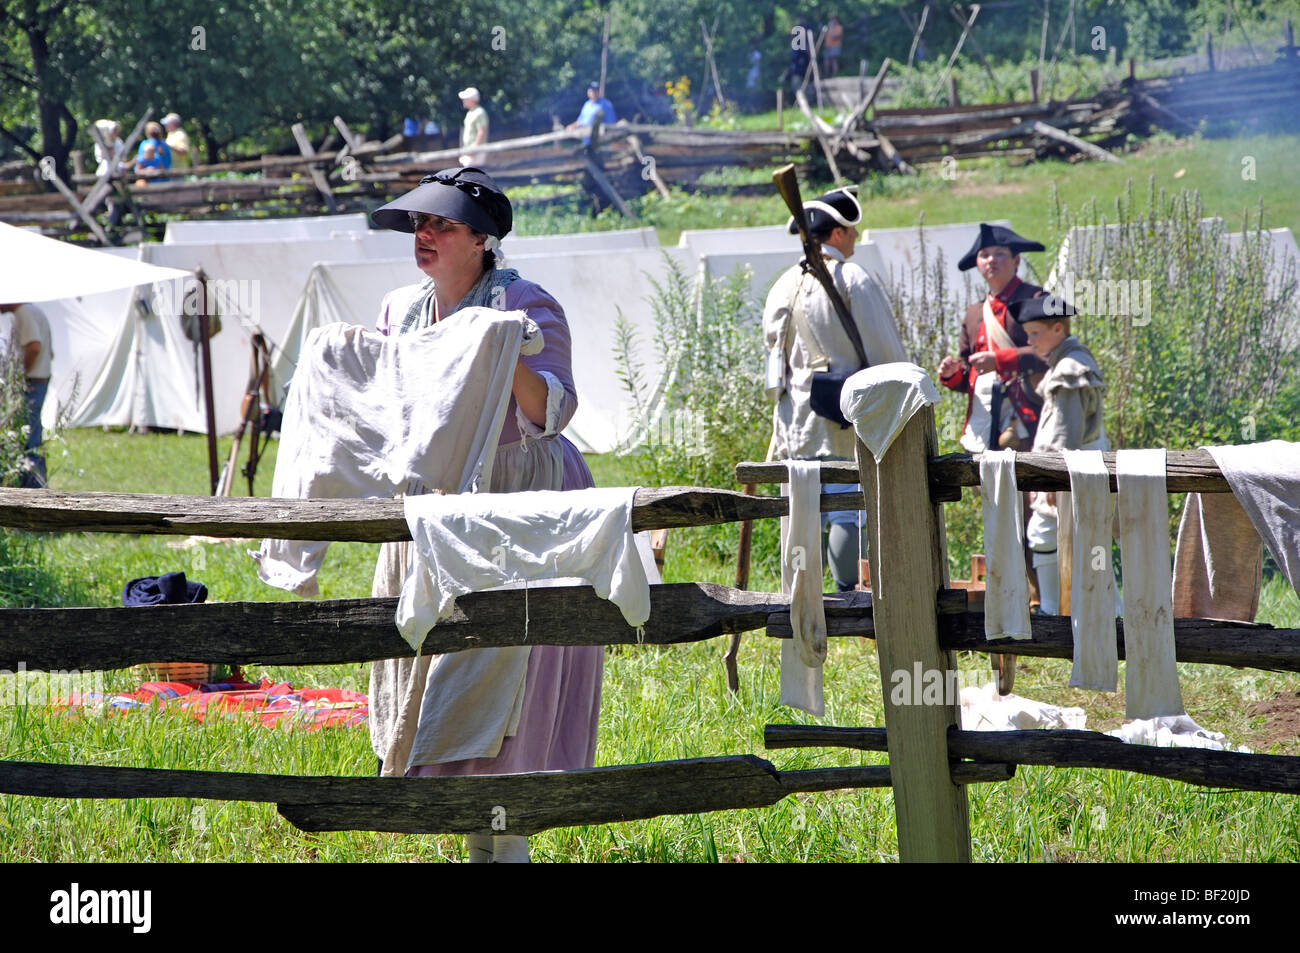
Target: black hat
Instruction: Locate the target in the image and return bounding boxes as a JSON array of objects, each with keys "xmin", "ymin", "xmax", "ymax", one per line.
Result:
[
  {"xmin": 1009, "ymin": 294, "xmax": 1076, "ymax": 324},
  {"xmin": 957, "ymin": 223, "xmax": 1046, "ymax": 271},
  {"xmin": 371, "ymin": 166, "xmax": 513, "ymax": 239},
  {"xmin": 787, "ymin": 185, "xmax": 862, "ymax": 236}
]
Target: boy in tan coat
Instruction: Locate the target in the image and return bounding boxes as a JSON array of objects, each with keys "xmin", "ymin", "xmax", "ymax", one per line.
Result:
[{"xmin": 1011, "ymin": 294, "xmax": 1108, "ymax": 614}]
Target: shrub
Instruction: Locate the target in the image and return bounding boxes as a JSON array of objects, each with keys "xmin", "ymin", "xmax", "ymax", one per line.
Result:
[{"xmin": 614, "ymin": 253, "xmax": 779, "ymax": 574}]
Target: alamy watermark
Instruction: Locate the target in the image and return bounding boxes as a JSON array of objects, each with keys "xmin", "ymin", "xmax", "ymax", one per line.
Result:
[
  {"xmin": 889, "ymin": 662, "xmax": 987, "ymax": 706},
  {"xmin": 0, "ymin": 662, "xmax": 104, "ymax": 706},
  {"xmin": 151, "ymin": 277, "xmax": 262, "ymax": 330},
  {"xmin": 1052, "ymin": 273, "xmax": 1153, "ymax": 326}
]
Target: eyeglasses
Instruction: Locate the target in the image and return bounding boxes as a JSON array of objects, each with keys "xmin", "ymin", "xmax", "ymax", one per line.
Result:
[{"xmin": 409, "ymin": 212, "xmax": 466, "ymax": 233}]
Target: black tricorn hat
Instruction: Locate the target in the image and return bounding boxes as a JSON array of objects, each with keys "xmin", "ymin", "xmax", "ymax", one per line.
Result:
[
  {"xmin": 787, "ymin": 185, "xmax": 862, "ymax": 236},
  {"xmin": 957, "ymin": 222, "xmax": 1046, "ymax": 271},
  {"xmin": 371, "ymin": 166, "xmax": 513, "ymax": 238},
  {"xmin": 1009, "ymin": 294, "xmax": 1077, "ymax": 324}
]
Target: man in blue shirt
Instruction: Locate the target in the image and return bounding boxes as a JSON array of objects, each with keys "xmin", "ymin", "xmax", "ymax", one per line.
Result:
[{"xmin": 567, "ymin": 82, "xmax": 616, "ymax": 146}]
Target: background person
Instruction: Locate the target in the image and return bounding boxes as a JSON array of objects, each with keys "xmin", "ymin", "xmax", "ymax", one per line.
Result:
[
  {"xmin": 2, "ymin": 301, "xmax": 53, "ymax": 488},
  {"xmin": 457, "ymin": 87, "xmax": 489, "ymax": 165},
  {"xmin": 567, "ymin": 82, "xmax": 616, "ymax": 146},
  {"xmin": 763, "ymin": 186, "xmax": 907, "ymax": 592},
  {"xmin": 162, "ymin": 112, "xmax": 192, "ymax": 169}
]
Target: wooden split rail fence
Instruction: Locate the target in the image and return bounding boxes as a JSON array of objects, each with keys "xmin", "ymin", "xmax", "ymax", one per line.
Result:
[{"xmin": 2, "ymin": 409, "xmax": 1299, "ymax": 857}]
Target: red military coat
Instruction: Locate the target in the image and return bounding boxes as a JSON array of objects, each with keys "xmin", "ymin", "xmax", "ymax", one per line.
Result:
[{"xmin": 939, "ymin": 277, "xmax": 1048, "ymax": 448}]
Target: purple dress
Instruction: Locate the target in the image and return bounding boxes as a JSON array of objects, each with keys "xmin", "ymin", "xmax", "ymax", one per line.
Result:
[{"xmin": 373, "ymin": 276, "xmax": 603, "ymax": 777}]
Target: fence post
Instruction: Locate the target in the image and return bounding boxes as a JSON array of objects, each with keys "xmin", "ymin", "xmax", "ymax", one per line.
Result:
[{"xmin": 855, "ymin": 406, "xmax": 971, "ymax": 862}]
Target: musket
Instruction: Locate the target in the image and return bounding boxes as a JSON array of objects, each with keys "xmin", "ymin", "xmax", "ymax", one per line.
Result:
[{"xmin": 770, "ymin": 163, "xmax": 868, "ymax": 369}]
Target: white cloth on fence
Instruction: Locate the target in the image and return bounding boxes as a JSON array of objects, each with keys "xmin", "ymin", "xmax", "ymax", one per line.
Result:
[
  {"xmin": 1116, "ymin": 448, "xmax": 1183, "ymax": 719},
  {"xmin": 399, "ymin": 486, "xmax": 651, "ymax": 652},
  {"xmin": 393, "ymin": 486, "xmax": 650, "ymax": 769},
  {"xmin": 1064, "ymin": 450, "xmax": 1119, "ymax": 691},
  {"xmin": 251, "ymin": 311, "xmax": 542, "ymax": 596},
  {"xmin": 840, "ymin": 362, "xmax": 941, "ymax": 464},
  {"xmin": 980, "ymin": 449, "xmax": 1031, "ymax": 641},
  {"xmin": 959, "ymin": 683, "xmax": 1087, "ymax": 731},
  {"xmin": 1204, "ymin": 441, "xmax": 1300, "ymax": 601},
  {"xmin": 1107, "ymin": 714, "xmax": 1249, "ymax": 752},
  {"xmin": 780, "ymin": 460, "xmax": 826, "ymax": 716}
]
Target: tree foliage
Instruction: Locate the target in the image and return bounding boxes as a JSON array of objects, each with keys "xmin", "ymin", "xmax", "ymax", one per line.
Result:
[{"xmin": 2, "ymin": 0, "xmax": 1296, "ymax": 168}]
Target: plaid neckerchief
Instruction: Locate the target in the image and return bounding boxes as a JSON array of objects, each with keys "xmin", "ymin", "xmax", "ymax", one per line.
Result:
[{"xmin": 398, "ymin": 265, "xmax": 521, "ymax": 335}]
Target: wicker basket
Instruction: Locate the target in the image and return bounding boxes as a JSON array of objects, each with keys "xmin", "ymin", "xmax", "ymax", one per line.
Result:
[{"xmin": 133, "ymin": 662, "xmax": 229, "ymax": 684}]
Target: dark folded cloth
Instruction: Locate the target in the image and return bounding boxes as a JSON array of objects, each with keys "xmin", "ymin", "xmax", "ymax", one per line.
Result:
[{"xmin": 122, "ymin": 571, "xmax": 208, "ymax": 606}]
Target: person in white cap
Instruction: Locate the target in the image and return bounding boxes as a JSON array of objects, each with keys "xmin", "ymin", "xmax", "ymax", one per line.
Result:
[
  {"xmin": 162, "ymin": 112, "xmax": 192, "ymax": 168},
  {"xmin": 763, "ymin": 185, "xmax": 908, "ymax": 592},
  {"xmin": 457, "ymin": 87, "xmax": 488, "ymax": 166}
]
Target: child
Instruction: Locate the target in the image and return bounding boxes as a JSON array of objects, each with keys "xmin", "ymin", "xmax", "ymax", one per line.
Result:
[{"xmin": 1011, "ymin": 294, "xmax": 1108, "ymax": 614}]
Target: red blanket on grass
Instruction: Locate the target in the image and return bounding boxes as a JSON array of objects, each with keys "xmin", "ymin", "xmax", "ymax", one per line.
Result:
[{"xmin": 58, "ymin": 677, "xmax": 368, "ymax": 730}]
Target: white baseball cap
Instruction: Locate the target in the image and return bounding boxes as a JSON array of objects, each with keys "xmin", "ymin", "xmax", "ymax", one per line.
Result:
[{"xmin": 457, "ymin": 87, "xmax": 480, "ymax": 101}]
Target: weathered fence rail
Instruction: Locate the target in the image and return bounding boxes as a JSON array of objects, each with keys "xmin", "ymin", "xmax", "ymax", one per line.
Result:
[{"xmin": 2, "ymin": 420, "xmax": 1296, "ymax": 859}]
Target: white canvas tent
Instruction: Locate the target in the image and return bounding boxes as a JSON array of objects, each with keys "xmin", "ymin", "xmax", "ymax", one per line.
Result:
[
  {"xmin": 0, "ymin": 223, "xmax": 193, "ymax": 429},
  {"xmin": 163, "ymin": 213, "xmax": 372, "ymax": 243},
  {"xmin": 68, "ymin": 234, "xmax": 428, "ymax": 434},
  {"xmin": 66, "ymin": 224, "xmax": 667, "ymax": 436}
]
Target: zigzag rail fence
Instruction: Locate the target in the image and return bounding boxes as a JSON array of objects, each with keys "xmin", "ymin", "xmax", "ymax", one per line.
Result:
[{"xmin": 1, "ymin": 407, "xmax": 1298, "ymax": 858}]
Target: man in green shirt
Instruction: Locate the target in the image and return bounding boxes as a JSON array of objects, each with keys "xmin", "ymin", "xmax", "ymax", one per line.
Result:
[{"xmin": 458, "ymin": 87, "xmax": 488, "ymax": 166}]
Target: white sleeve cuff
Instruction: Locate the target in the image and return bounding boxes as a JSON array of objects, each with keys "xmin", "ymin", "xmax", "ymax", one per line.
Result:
[{"xmin": 516, "ymin": 369, "xmax": 565, "ymax": 438}]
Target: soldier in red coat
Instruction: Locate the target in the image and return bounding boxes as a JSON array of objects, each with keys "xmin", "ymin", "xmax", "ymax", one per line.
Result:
[{"xmin": 937, "ymin": 223, "xmax": 1049, "ymax": 453}]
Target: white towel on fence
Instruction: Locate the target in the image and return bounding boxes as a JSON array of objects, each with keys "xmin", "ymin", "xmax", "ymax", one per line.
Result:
[
  {"xmin": 399, "ymin": 486, "xmax": 651, "ymax": 652},
  {"xmin": 1204, "ymin": 441, "xmax": 1300, "ymax": 601},
  {"xmin": 1064, "ymin": 450, "xmax": 1118, "ymax": 691},
  {"xmin": 780, "ymin": 460, "xmax": 826, "ymax": 716},
  {"xmin": 252, "ymin": 311, "xmax": 542, "ymax": 596},
  {"xmin": 840, "ymin": 362, "xmax": 941, "ymax": 463},
  {"xmin": 980, "ymin": 449, "xmax": 1031, "ymax": 641},
  {"xmin": 1116, "ymin": 448, "xmax": 1183, "ymax": 719}
]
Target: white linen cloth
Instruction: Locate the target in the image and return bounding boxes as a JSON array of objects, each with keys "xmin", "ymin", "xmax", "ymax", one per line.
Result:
[
  {"xmin": 1063, "ymin": 450, "xmax": 1119, "ymax": 691},
  {"xmin": 840, "ymin": 362, "xmax": 941, "ymax": 464},
  {"xmin": 780, "ymin": 460, "xmax": 826, "ymax": 716},
  {"xmin": 1204, "ymin": 441, "xmax": 1300, "ymax": 600},
  {"xmin": 398, "ymin": 486, "xmax": 651, "ymax": 652},
  {"xmin": 959, "ymin": 683, "xmax": 1087, "ymax": 731},
  {"xmin": 980, "ymin": 449, "xmax": 1032, "ymax": 640},
  {"xmin": 1116, "ymin": 449, "xmax": 1183, "ymax": 719},
  {"xmin": 1107, "ymin": 714, "xmax": 1249, "ymax": 752},
  {"xmin": 252, "ymin": 311, "xmax": 542, "ymax": 596}
]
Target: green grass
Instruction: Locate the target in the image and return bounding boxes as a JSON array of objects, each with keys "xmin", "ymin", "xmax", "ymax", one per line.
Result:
[{"xmin": 2, "ymin": 427, "xmax": 1298, "ymax": 862}]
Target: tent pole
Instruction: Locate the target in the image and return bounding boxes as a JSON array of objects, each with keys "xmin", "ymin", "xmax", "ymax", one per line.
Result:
[{"xmin": 195, "ymin": 269, "xmax": 220, "ymax": 494}]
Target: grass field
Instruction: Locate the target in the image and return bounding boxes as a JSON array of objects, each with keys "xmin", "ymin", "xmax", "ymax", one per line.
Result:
[{"xmin": 2, "ymin": 424, "xmax": 1298, "ymax": 863}]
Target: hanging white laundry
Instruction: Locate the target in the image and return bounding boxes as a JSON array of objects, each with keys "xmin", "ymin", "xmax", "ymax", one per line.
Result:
[
  {"xmin": 1116, "ymin": 448, "xmax": 1183, "ymax": 719},
  {"xmin": 980, "ymin": 449, "xmax": 1032, "ymax": 640},
  {"xmin": 1204, "ymin": 441, "xmax": 1300, "ymax": 601},
  {"xmin": 840, "ymin": 362, "xmax": 941, "ymax": 464},
  {"xmin": 1063, "ymin": 450, "xmax": 1118, "ymax": 691},
  {"xmin": 779, "ymin": 460, "xmax": 826, "ymax": 717},
  {"xmin": 251, "ymin": 311, "xmax": 542, "ymax": 596},
  {"xmin": 398, "ymin": 486, "xmax": 651, "ymax": 652}
]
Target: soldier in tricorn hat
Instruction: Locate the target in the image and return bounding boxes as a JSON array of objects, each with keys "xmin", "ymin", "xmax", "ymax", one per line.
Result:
[{"xmin": 938, "ymin": 223, "xmax": 1049, "ymax": 453}]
